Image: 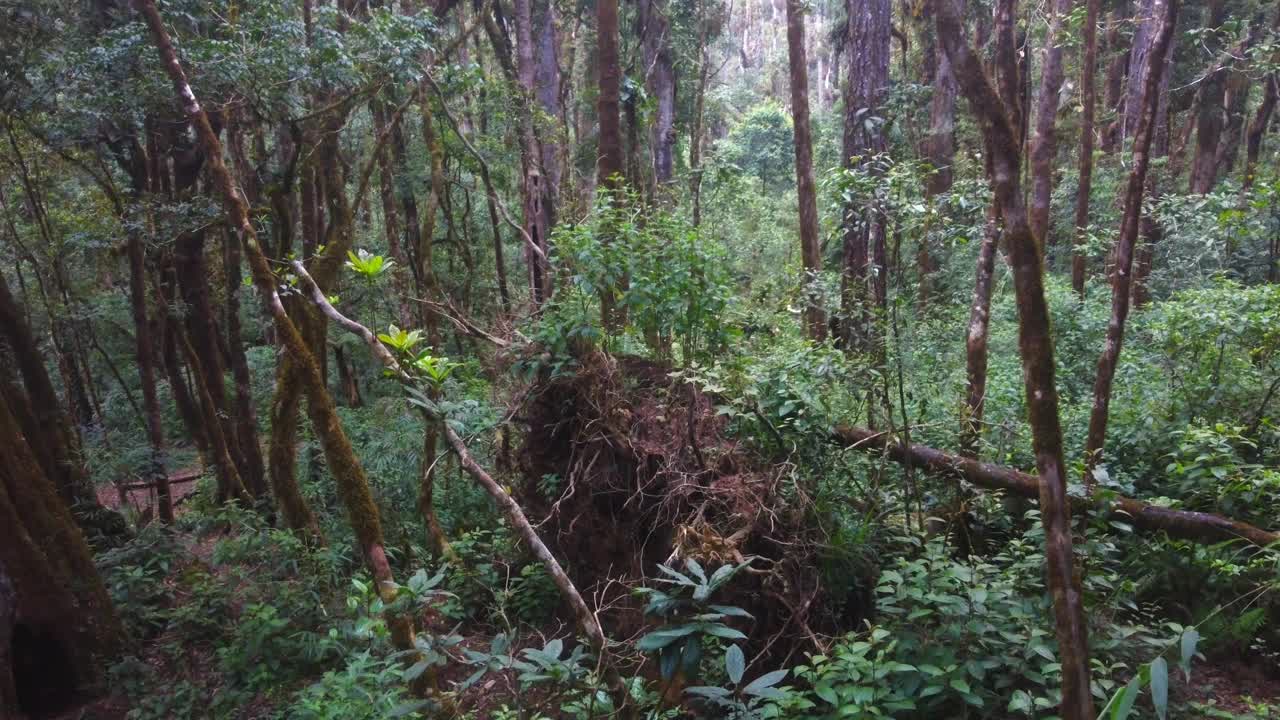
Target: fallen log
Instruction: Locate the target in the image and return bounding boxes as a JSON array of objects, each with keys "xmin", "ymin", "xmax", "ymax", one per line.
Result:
[{"xmin": 834, "ymin": 426, "xmax": 1279, "ymax": 547}]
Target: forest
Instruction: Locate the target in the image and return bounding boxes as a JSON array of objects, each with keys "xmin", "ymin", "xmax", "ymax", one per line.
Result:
[{"xmin": 0, "ymin": 0, "xmax": 1279, "ymax": 716}]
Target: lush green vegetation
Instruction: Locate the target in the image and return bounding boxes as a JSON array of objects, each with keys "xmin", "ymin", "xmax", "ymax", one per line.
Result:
[{"xmin": 1, "ymin": 0, "xmax": 1279, "ymax": 718}]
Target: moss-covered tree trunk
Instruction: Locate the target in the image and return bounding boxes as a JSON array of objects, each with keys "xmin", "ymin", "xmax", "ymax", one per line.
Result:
[
  {"xmin": 137, "ymin": 0, "xmax": 415, "ymax": 650},
  {"xmin": 0, "ymin": 387, "xmax": 121, "ymax": 718}
]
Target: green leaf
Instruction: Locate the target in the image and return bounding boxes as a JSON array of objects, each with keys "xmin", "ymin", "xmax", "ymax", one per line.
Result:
[
  {"xmin": 1179, "ymin": 629, "xmax": 1199, "ymax": 680},
  {"xmin": 700, "ymin": 624, "xmax": 747, "ymax": 641},
  {"xmin": 637, "ymin": 626, "xmax": 698, "ymax": 651},
  {"xmin": 402, "ymin": 660, "xmax": 430, "ymax": 682},
  {"xmin": 1008, "ymin": 690, "xmax": 1033, "ymax": 713},
  {"xmin": 949, "ymin": 677, "xmax": 971, "ymax": 694},
  {"xmin": 1109, "ymin": 676, "xmax": 1142, "ymax": 720},
  {"xmin": 388, "ymin": 699, "xmax": 431, "ymax": 717},
  {"xmin": 726, "ymin": 644, "xmax": 746, "ymax": 685},
  {"xmin": 743, "ymin": 669, "xmax": 788, "ymax": 696},
  {"xmin": 1150, "ymin": 658, "xmax": 1168, "ymax": 720}
]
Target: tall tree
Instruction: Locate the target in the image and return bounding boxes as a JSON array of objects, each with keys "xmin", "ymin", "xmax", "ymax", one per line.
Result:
[
  {"xmin": 515, "ymin": 0, "xmax": 550, "ymax": 305},
  {"xmin": 1189, "ymin": 0, "xmax": 1228, "ymax": 194},
  {"xmin": 934, "ymin": 0, "xmax": 1093, "ymax": 715},
  {"xmin": 137, "ymin": 0, "xmax": 415, "ymax": 650},
  {"xmin": 1028, "ymin": 0, "xmax": 1073, "ymax": 247},
  {"xmin": 840, "ymin": 0, "xmax": 890, "ymax": 349},
  {"xmin": 1082, "ymin": 0, "xmax": 1179, "ymax": 487},
  {"xmin": 786, "ymin": 0, "xmax": 826, "ymax": 341},
  {"xmin": 1073, "ymin": 0, "xmax": 1100, "ymax": 296},
  {"xmin": 639, "ymin": 0, "xmax": 677, "ymax": 190}
]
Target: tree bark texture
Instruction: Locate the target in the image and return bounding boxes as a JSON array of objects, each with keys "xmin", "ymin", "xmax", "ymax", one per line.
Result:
[
  {"xmin": 786, "ymin": 0, "xmax": 827, "ymax": 341},
  {"xmin": 1073, "ymin": 0, "xmax": 1100, "ymax": 296},
  {"xmin": 137, "ymin": 0, "xmax": 414, "ymax": 650},
  {"xmin": 934, "ymin": 0, "xmax": 1093, "ymax": 714},
  {"xmin": 1082, "ymin": 0, "xmax": 1179, "ymax": 487}
]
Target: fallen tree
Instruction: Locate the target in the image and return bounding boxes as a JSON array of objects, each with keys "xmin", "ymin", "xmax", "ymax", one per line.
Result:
[{"xmin": 834, "ymin": 426, "xmax": 1279, "ymax": 547}]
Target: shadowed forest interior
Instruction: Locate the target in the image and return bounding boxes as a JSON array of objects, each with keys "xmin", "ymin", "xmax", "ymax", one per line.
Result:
[{"xmin": 1, "ymin": 0, "xmax": 1280, "ymax": 717}]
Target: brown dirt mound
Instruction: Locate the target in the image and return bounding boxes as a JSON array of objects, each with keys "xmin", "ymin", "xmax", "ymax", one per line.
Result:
[{"xmin": 517, "ymin": 351, "xmax": 852, "ymax": 656}]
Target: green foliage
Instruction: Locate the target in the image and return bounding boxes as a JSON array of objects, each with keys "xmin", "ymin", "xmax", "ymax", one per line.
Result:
[
  {"xmin": 686, "ymin": 645, "xmax": 792, "ymax": 719},
  {"xmin": 636, "ymin": 560, "xmax": 753, "ymax": 682},
  {"xmin": 533, "ymin": 197, "xmax": 736, "ymax": 365},
  {"xmin": 716, "ymin": 102, "xmax": 796, "ymax": 190},
  {"xmin": 284, "ymin": 652, "xmax": 432, "ymax": 720}
]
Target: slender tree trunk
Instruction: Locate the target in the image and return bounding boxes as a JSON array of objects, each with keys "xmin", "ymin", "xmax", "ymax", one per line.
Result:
[
  {"xmin": 596, "ymin": 0, "xmax": 626, "ymax": 331},
  {"xmin": 535, "ymin": 0, "xmax": 563, "ymax": 227},
  {"xmin": 137, "ymin": 0, "xmax": 416, "ymax": 650},
  {"xmin": 126, "ymin": 214, "xmax": 173, "ymax": 522},
  {"xmin": 689, "ymin": 1, "xmax": 710, "ymax": 227},
  {"xmin": 1243, "ymin": 75, "xmax": 1278, "ymax": 190},
  {"xmin": 220, "ymin": 229, "xmax": 268, "ymax": 497},
  {"xmin": 934, "ymin": 1, "xmax": 1093, "ymax": 715},
  {"xmin": 1132, "ymin": 17, "xmax": 1176, "ymax": 306},
  {"xmin": 1028, "ymin": 0, "xmax": 1073, "ymax": 247},
  {"xmin": 1101, "ymin": 7, "xmax": 1130, "ymax": 153},
  {"xmin": 961, "ymin": 209, "xmax": 999, "ymax": 455},
  {"xmin": 515, "ymin": 0, "xmax": 550, "ymax": 306},
  {"xmin": 371, "ymin": 100, "xmax": 416, "ymax": 329},
  {"xmin": 1073, "ymin": 0, "xmax": 1099, "ymax": 296},
  {"xmin": 786, "ymin": 0, "xmax": 826, "ymax": 341},
  {"xmin": 1082, "ymin": 0, "xmax": 1177, "ymax": 486}
]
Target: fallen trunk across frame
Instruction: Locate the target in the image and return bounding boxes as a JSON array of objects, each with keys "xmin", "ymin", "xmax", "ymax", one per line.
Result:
[{"xmin": 834, "ymin": 426, "xmax": 1279, "ymax": 547}]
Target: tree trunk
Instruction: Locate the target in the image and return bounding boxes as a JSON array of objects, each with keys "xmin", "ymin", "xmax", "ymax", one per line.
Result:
[
  {"xmin": 1073, "ymin": 0, "xmax": 1100, "ymax": 296},
  {"xmin": 639, "ymin": 0, "xmax": 677, "ymax": 191},
  {"xmin": 834, "ymin": 425, "xmax": 1280, "ymax": 546},
  {"xmin": 138, "ymin": 0, "xmax": 415, "ymax": 650},
  {"xmin": 689, "ymin": 0, "xmax": 711, "ymax": 227},
  {"xmin": 786, "ymin": 0, "xmax": 827, "ymax": 341},
  {"xmin": 934, "ymin": 0, "xmax": 1093, "ymax": 714},
  {"xmin": 925, "ymin": 36, "xmax": 958, "ymax": 196},
  {"xmin": 220, "ymin": 223, "xmax": 268, "ymax": 498},
  {"xmin": 0, "ymin": 390, "xmax": 122, "ymax": 718},
  {"xmin": 596, "ymin": 0, "xmax": 626, "ymax": 331},
  {"xmin": 1082, "ymin": 0, "xmax": 1178, "ymax": 487},
  {"xmin": 1243, "ymin": 75, "xmax": 1278, "ymax": 190},
  {"xmin": 1189, "ymin": 0, "xmax": 1227, "ymax": 194},
  {"xmin": 1101, "ymin": 7, "xmax": 1130, "ymax": 153},
  {"xmin": 1028, "ymin": 0, "xmax": 1072, "ymax": 247},
  {"xmin": 961, "ymin": 210, "xmax": 1000, "ymax": 455},
  {"xmin": 840, "ymin": 0, "xmax": 890, "ymax": 350},
  {"xmin": 515, "ymin": 0, "xmax": 550, "ymax": 306},
  {"xmin": 0, "ymin": 272, "xmax": 97, "ymax": 512},
  {"xmin": 371, "ymin": 100, "xmax": 416, "ymax": 329},
  {"xmin": 959, "ymin": 0, "xmax": 1019, "ymax": 456},
  {"xmin": 127, "ymin": 214, "xmax": 174, "ymax": 522},
  {"xmin": 596, "ymin": 0, "xmax": 624, "ymax": 191},
  {"xmin": 535, "ymin": 0, "xmax": 563, "ymax": 227}
]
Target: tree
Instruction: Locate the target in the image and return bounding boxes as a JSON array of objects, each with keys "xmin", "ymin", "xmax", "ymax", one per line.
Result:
[
  {"xmin": 639, "ymin": 0, "xmax": 677, "ymax": 191},
  {"xmin": 786, "ymin": 0, "xmax": 826, "ymax": 341},
  {"xmin": 0, "ymin": 372, "xmax": 121, "ymax": 718},
  {"xmin": 934, "ymin": 0, "xmax": 1093, "ymax": 715},
  {"xmin": 1073, "ymin": 0, "xmax": 1100, "ymax": 296},
  {"xmin": 136, "ymin": 0, "xmax": 415, "ymax": 651},
  {"xmin": 1083, "ymin": 0, "xmax": 1180, "ymax": 487},
  {"xmin": 840, "ymin": 0, "xmax": 891, "ymax": 349}
]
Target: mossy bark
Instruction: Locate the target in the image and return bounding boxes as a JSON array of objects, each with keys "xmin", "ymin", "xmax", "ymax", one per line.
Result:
[
  {"xmin": 0, "ymin": 389, "xmax": 122, "ymax": 710},
  {"xmin": 138, "ymin": 0, "xmax": 414, "ymax": 650}
]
